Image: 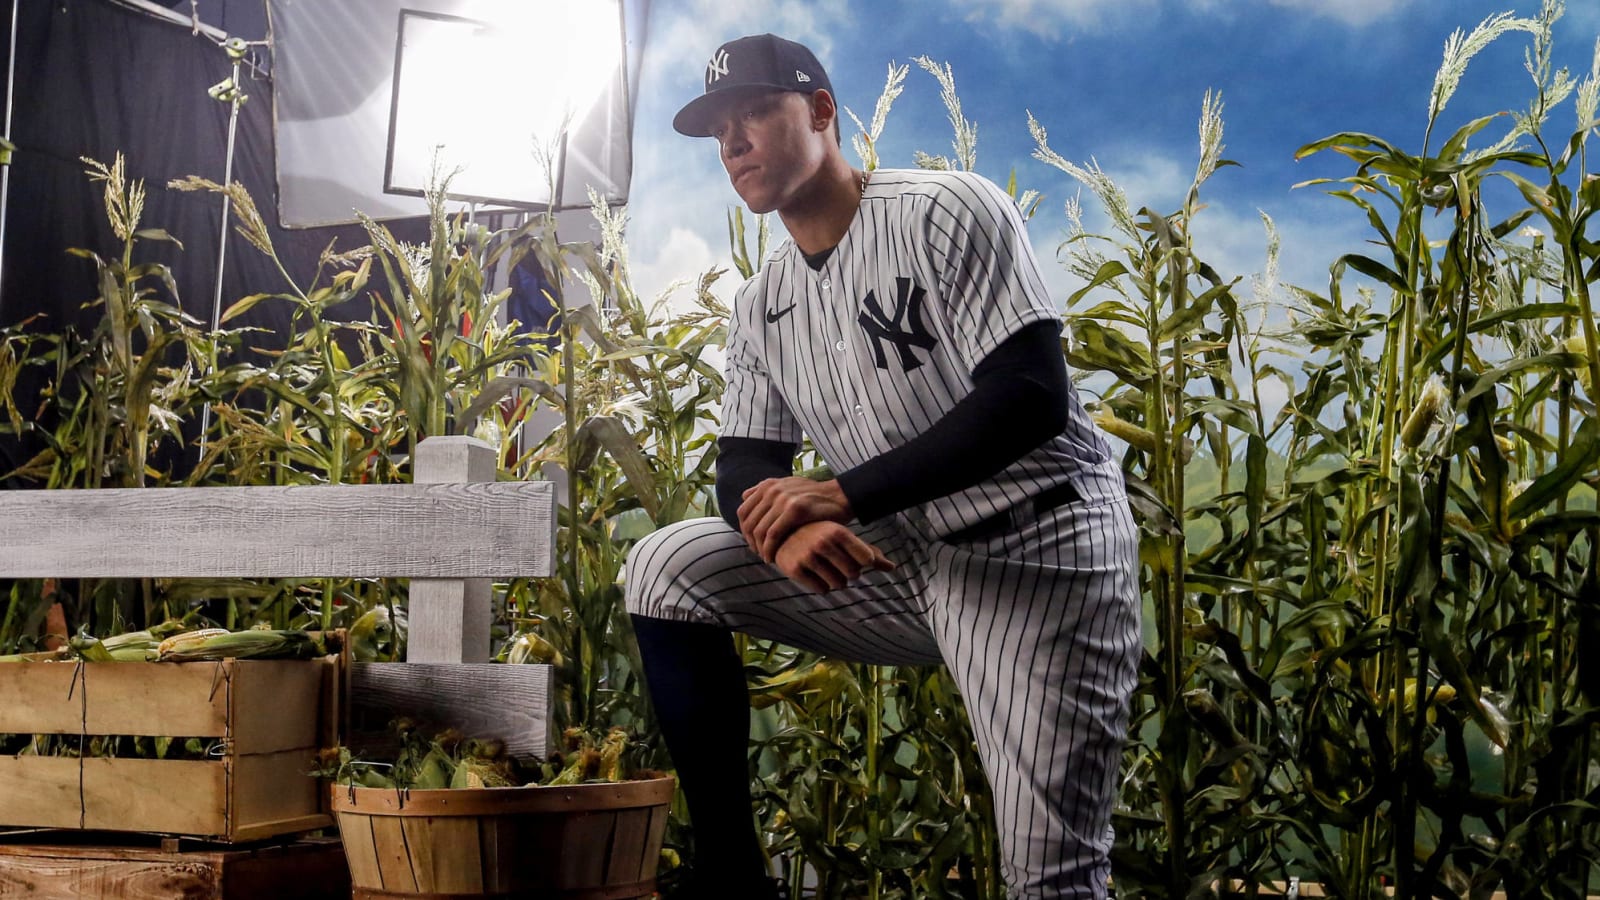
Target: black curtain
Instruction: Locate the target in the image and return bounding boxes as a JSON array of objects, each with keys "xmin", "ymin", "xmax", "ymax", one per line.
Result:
[{"xmin": 0, "ymin": 0, "xmax": 428, "ymax": 480}]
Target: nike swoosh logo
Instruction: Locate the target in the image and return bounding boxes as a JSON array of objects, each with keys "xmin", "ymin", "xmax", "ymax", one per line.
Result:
[{"xmin": 765, "ymin": 304, "xmax": 797, "ymax": 323}]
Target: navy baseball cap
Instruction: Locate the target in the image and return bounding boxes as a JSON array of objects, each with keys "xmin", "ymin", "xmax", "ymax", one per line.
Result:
[{"xmin": 673, "ymin": 34, "xmax": 833, "ymax": 137}]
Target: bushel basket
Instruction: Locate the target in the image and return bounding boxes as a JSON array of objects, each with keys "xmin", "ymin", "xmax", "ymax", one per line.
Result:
[{"xmin": 330, "ymin": 775, "xmax": 674, "ymax": 899}]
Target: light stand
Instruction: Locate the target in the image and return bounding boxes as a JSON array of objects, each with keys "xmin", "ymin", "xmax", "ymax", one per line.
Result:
[
  {"xmin": 0, "ymin": 0, "xmax": 21, "ymax": 323},
  {"xmin": 197, "ymin": 39, "xmax": 251, "ymax": 456}
]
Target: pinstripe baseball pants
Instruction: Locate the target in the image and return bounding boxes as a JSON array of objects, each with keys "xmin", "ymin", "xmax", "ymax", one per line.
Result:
[{"xmin": 624, "ymin": 493, "xmax": 1142, "ymax": 899}]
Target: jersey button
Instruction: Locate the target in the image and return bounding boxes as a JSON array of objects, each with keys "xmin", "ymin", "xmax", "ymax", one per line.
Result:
[
  {"xmin": 854, "ymin": 404, "xmax": 864, "ymax": 416},
  {"xmin": 834, "ymin": 340, "xmax": 846, "ymax": 352},
  {"xmin": 821, "ymin": 278, "xmax": 832, "ymax": 290}
]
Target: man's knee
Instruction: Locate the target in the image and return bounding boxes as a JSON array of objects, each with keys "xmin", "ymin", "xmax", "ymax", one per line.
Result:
[
  {"xmin": 623, "ymin": 517, "xmax": 745, "ymax": 618},
  {"xmin": 622, "ymin": 526, "xmax": 674, "ymax": 617}
]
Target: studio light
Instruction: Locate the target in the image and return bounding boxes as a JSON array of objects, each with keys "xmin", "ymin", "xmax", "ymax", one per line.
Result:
[{"xmin": 384, "ymin": 2, "xmax": 624, "ymax": 209}]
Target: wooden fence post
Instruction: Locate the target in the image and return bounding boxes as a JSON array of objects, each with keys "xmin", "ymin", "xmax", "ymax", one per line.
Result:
[{"xmin": 409, "ymin": 436, "xmax": 497, "ymax": 664}]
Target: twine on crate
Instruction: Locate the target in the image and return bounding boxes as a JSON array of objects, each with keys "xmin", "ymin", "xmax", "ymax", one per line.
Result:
[{"xmin": 67, "ymin": 659, "xmax": 87, "ymax": 829}]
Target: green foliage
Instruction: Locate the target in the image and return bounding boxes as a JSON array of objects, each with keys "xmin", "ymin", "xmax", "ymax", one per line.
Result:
[
  {"xmin": 1039, "ymin": 4, "xmax": 1600, "ymax": 897},
  {"xmin": 5, "ymin": 7, "xmax": 1599, "ymax": 895}
]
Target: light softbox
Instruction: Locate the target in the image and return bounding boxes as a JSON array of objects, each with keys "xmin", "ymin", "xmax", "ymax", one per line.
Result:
[{"xmin": 267, "ymin": 0, "xmax": 643, "ymax": 225}]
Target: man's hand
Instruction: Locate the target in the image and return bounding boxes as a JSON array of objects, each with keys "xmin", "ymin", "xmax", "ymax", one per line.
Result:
[
  {"xmin": 773, "ymin": 521, "xmax": 895, "ymax": 593},
  {"xmin": 738, "ymin": 477, "xmax": 853, "ymax": 562}
]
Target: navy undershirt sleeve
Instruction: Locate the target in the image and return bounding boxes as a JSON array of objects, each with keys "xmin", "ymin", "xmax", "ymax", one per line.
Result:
[
  {"xmin": 834, "ymin": 319, "xmax": 1070, "ymax": 524},
  {"xmin": 714, "ymin": 436, "xmax": 798, "ymax": 531},
  {"xmin": 712, "ymin": 320, "xmax": 1070, "ymax": 530}
]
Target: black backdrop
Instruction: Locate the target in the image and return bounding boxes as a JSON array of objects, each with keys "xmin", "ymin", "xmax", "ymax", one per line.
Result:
[{"xmin": 0, "ymin": 0, "xmax": 432, "ymax": 479}]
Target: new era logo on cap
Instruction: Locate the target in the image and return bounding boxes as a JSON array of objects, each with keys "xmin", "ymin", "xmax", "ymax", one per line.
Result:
[{"xmin": 674, "ymin": 33, "xmax": 834, "ymax": 137}]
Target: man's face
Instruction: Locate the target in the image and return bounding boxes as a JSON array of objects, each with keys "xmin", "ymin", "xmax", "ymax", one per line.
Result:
[{"xmin": 707, "ymin": 90, "xmax": 829, "ymax": 215}]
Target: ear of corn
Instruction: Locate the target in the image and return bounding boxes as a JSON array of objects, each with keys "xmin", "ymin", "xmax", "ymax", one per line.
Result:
[
  {"xmin": 411, "ymin": 747, "xmax": 455, "ymax": 790},
  {"xmin": 597, "ymin": 727, "xmax": 628, "ymax": 783},
  {"xmin": 506, "ymin": 630, "xmax": 563, "ymax": 666},
  {"xmin": 156, "ymin": 628, "xmax": 325, "ymax": 662},
  {"xmin": 0, "ymin": 649, "xmax": 69, "ymax": 663},
  {"xmin": 348, "ymin": 606, "xmax": 395, "ymax": 662}
]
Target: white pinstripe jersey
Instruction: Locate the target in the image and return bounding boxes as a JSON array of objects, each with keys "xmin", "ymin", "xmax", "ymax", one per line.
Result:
[{"xmin": 722, "ymin": 168, "xmax": 1123, "ymax": 538}]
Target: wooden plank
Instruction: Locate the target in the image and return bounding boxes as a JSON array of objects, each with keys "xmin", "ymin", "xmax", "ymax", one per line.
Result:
[
  {"xmin": 333, "ymin": 810, "xmax": 385, "ymax": 891},
  {"xmin": 408, "ymin": 578, "xmax": 493, "ymax": 663},
  {"xmin": 230, "ymin": 749, "xmax": 328, "ymax": 840},
  {"xmin": 557, "ymin": 811, "xmax": 615, "ymax": 886},
  {"xmin": 0, "ymin": 658, "xmax": 329, "ymax": 743},
  {"xmin": 0, "ymin": 849, "xmax": 221, "ymax": 899},
  {"xmin": 0, "ymin": 754, "xmax": 331, "ymax": 843},
  {"xmin": 217, "ymin": 837, "xmax": 350, "ymax": 900},
  {"xmin": 641, "ymin": 803, "xmax": 669, "ymax": 882},
  {"xmin": 0, "ymin": 757, "xmax": 85, "ymax": 831},
  {"xmin": 397, "ymin": 816, "xmax": 439, "ymax": 892},
  {"xmin": 0, "ymin": 757, "xmax": 228, "ymax": 835},
  {"xmin": 479, "ymin": 815, "xmax": 517, "ymax": 893},
  {"xmin": 83, "ymin": 663, "xmax": 231, "ymax": 738},
  {"xmin": 229, "ymin": 658, "xmax": 329, "ymax": 754},
  {"xmin": 226, "ymin": 815, "xmax": 335, "ymax": 845},
  {"xmin": 0, "ymin": 663, "xmax": 85, "ymax": 736},
  {"xmin": 0, "ymin": 481, "xmax": 556, "ymax": 579},
  {"xmin": 0, "ymin": 836, "xmax": 348, "ymax": 900},
  {"xmin": 401, "ymin": 815, "xmax": 484, "ymax": 893},
  {"xmin": 414, "ymin": 435, "xmax": 498, "ymax": 485},
  {"xmin": 81, "ymin": 659, "xmax": 233, "ymax": 736},
  {"xmin": 606, "ymin": 807, "xmax": 652, "ymax": 884},
  {"xmin": 349, "ymin": 662, "xmax": 552, "ymax": 757},
  {"xmin": 0, "ymin": 661, "xmax": 230, "ymax": 737},
  {"xmin": 80, "ymin": 758, "xmax": 228, "ymax": 836},
  {"xmin": 368, "ymin": 815, "xmax": 419, "ymax": 894},
  {"xmin": 409, "ymin": 437, "xmax": 498, "ymax": 664}
]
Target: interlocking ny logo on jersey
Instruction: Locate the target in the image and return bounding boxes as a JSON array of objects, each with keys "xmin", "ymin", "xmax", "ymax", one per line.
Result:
[
  {"xmin": 858, "ymin": 278, "xmax": 937, "ymax": 371},
  {"xmin": 706, "ymin": 49, "xmax": 731, "ymax": 85}
]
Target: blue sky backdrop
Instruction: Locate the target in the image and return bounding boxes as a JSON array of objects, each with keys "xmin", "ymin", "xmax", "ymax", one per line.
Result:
[{"xmin": 624, "ymin": 0, "xmax": 1600, "ymax": 327}]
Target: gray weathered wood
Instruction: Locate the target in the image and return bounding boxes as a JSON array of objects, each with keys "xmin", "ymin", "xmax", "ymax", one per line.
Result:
[
  {"xmin": 409, "ymin": 437, "xmax": 498, "ymax": 664},
  {"xmin": 0, "ymin": 482, "xmax": 556, "ymax": 579},
  {"xmin": 348, "ymin": 662, "xmax": 553, "ymax": 757},
  {"xmin": 3, "ymin": 435, "xmax": 560, "ymax": 765},
  {"xmin": 408, "ymin": 578, "xmax": 493, "ymax": 664},
  {"xmin": 414, "ymin": 435, "xmax": 498, "ymax": 486}
]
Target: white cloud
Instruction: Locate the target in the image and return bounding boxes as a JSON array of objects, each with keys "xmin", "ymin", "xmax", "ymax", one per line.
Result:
[
  {"xmin": 624, "ymin": 0, "xmax": 825, "ymax": 315},
  {"xmin": 942, "ymin": 0, "xmax": 1411, "ymax": 37},
  {"xmin": 629, "ymin": 225, "xmax": 734, "ymax": 317},
  {"xmin": 1025, "ymin": 141, "xmax": 1371, "ymax": 433},
  {"xmin": 1028, "ymin": 140, "xmax": 1368, "ymax": 295},
  {"xmin": 943, "ymin": 0, "xmax": 1154, "ymax": 38},
  {"xmin": 641, "ymin": 0, "xmax": 850, "ymax": 94},
  {"xmin": 1265, "ymin": 0, "xmax": 1413, "ymax": 28},
  {"xmin": 1566, "ymin": 6, "xmax": 1600, "ymax": 41}
]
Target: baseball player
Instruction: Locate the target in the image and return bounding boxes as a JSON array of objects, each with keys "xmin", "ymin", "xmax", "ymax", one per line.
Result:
[{"xmin": 625, "ymin": 33, "xmax": 1141, "ymax": 900}]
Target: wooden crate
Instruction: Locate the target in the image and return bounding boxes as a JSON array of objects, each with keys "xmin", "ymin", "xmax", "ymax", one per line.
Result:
[
  {"xmin": 0, "ymin": 832, "xmax": 349, "ymax": 899},
  {"xmin": 0, "ymin": 657, "xmax": 337, "ymax": 842}
]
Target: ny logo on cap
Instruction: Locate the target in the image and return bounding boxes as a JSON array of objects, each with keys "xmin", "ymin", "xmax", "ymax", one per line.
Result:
[{"xmin": 707, "ymin": 49, "xmax": 731, "ymax": 84}]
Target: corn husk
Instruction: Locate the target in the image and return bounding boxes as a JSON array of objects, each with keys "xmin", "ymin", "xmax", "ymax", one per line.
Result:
[
  {"xmin": 506, "ymin": 630, "xmax": 563, "ymax": 667},
  {"xmin": 348, "ymin": 606, "xmax": 395, "ymax": 662},
  {"xmin": 156, "ymin": 628, "xmax": 324, "ymax": 662},
  {"xmin": 56, "ymin": 621, "xmax": 188, "ymax": 663},
  {"xmin": 1400, "ymin": 378, "xmax": 1450, "ymax": 449},
  {"xmin": 597, "ymin": 728, "xmax": 629, "ymax": 783},
  {"xmin": 750, "ymin": 658, "xmax": 859, "ymax": 711},
  {"xmin": 1092, "ymin": 410, "xmax": 1159, "ymax": 453},
  {"xmin": 0, "ymin": 649, "xmax": 69, "ymax": 663}
]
